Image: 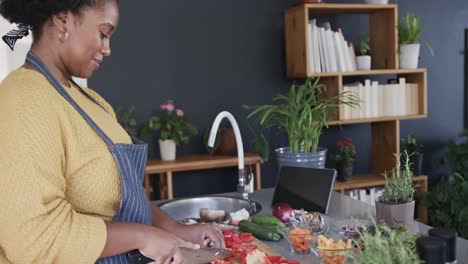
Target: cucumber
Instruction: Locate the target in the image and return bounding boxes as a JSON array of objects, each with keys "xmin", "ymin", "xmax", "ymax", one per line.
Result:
[
  {"xmin": 238, "ymin": 220, "xmax": 282, "ymax": 241},
  {"xmin": 260, "ymin": 224, "xmax": 288, "ymax": 234},
  {"xmin": 251, "ymin": 215, "xmax": 286, "ymax": 228}
]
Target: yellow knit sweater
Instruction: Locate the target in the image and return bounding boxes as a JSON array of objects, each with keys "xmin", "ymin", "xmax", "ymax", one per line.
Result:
[{"xmin": 0, "ymin": 68, "xmax": 132, "ymax": 263}]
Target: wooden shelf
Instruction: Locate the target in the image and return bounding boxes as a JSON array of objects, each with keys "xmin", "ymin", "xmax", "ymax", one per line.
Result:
[
  {"xmin": 284, "ymin": 3, "xmax": 428, "ymax": 175},
  {"xmin": 289, "ymin": 3, "xmax": 397, "ymax": 14},
  {"xmin": 300, "ymin": 68, "xmax": 427, "ymax": 78},
  {"xmin": 333, "ymin": 174, "xmax": 428, "ymax": 224},
  {"xmin": 144, "ymin": 153, "xmax": 263, "ymax": 200},
  {"xmin": 328, "ymin": 114, "xmax": 427, "ymax": 126}
]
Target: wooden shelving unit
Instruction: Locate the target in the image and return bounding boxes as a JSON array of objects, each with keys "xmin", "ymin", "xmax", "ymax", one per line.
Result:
[
  {"xmin": 144, "ymin": 153, "xmax": 262, "ymax": 200},
  {"xmin": 284, "ymin": 3, "xmax": 428, "ymax": 176},
  {"xmin": 284, "ymin": 3, "xmax": 428, "ymax": 223}
]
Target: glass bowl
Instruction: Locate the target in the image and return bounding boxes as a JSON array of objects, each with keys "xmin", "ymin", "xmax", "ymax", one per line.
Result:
[
  {"xmin": 280, "ymin": 222, "xmax": 316, "ymax": 254},
  {"xmin": 309, "ymin": 231, "xmax": 354, "ymax": 264}
]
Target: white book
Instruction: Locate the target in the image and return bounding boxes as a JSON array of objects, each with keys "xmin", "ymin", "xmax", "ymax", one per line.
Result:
[
  {"xmin": 359, "ymin": 189, "xmax": 367, "ymax": 203},
  {"xmin": 342, "ymin": 85, "xmax": 351, "ymax": 120},
  {"xmin": 382, "ymin": 84, "xmax": 393, "ymax": 117},
  {"xmin": 334, "ymin": 31, "xmax": 346, "ymax": 72},
  {"xmin": 318, "ymin": 28, "xmax": 327, "ymax": 72},
  {"xmin": 348, "ymin": 44, "xmax": 357, "ymax": 71},
  {"xmin": 408, "ymin": 83, "xmax": 419, "ymax": 114},
  {"xmin": 312, "ymin": 25, "xmax": 321, "ymax": 73},
  {"xmin": 399, "ymin": 78, "xmax": 407, "ymax": 116},
  {"xmin": 371, "ymin": 81, "xmax": 379, "ymax": 118},
  {"xmin": 326, "ymin": 29, "xmax": 338, "ymax": 72},
  {"xmin": 349, "ymin": 85, "xmax": 358, "ymax": 119},
  {"xmin": 358, "ymin": 83, "xmax": 365, "ymax": 119},
  {"xmin": 340, "ymin": 33, "xmax": 353, "ymax": 72},
  {"xmin": 370, "ymin": 188, "xmax": 376, "ymax": 206},
  {"xmin": 320, "ymin": 28, "xmax": 331, "ymax": 72},
  {"xmin": 378, "ymin": 84, "xmax": 384, "ymax": 118},
  {"xmin": 365, "ymin": 79, "xmax": 372, "ymax": 118},
  {"xmin": 307, "ymin": 21, "xmax": 315, "ymax": 74}
]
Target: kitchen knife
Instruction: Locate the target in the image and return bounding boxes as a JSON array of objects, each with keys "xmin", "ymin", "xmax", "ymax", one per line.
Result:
[{"xmin": 128, "ymin": 247, "xmax": 232, "ymax": 264}]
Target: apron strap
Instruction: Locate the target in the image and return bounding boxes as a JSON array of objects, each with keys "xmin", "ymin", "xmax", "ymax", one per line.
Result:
[{"xmin": 25, "ymin": 51, "xmax": 114, "ymax": 146}]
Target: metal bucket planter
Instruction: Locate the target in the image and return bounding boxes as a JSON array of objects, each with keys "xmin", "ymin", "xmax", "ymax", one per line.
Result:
[
  {"xmin": 376, "ymin": 198, "xmax": 415, "ymax": 229},
  {"xmin": 275, "ymin": 147, "xmax": 327, "ymax": 169}
]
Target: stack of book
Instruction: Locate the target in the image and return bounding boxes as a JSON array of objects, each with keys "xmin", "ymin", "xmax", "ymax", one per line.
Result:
[
  {"xmin": 346, "ymin": 187, "xmax": 384, "ymax": 206},
  {"xmin": 342, "ymin": 77, "xmax": 419, "ymax": 120},
  {"xmin": 307, "ymin": 19, "xmax": 357, "ymax": 73}
]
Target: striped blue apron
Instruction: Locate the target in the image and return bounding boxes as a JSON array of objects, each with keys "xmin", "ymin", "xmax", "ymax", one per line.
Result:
[{"xmin": 25, "ymin": 52, "xmax": 153, "ymax": 264}]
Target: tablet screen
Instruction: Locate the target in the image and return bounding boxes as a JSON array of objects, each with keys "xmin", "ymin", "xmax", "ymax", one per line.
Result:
[{"xmin": 272, "ymin": 166, "xmax": 337, "ymax": 214}]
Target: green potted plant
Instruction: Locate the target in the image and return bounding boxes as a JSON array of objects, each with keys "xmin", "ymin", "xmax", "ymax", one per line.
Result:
[
  {"xmin": 423, "ymin": 129, "xmax": 468, "ymax": 239},
  {"xmin": 401, "ymin": 133, "xmax": 424, "ymax": 176},
  {"xmin": 140, "ymin": 100, "xmax": 197, "ymax": 161},
  {"xmin": 114, "ymin": 105, "xmax": 138, "ymax": 137},
  {"xmin": 398, "ymin": 12, "xmax": 435, "ymax": 69},
  {"xmin": 356, "ymin": 36, "xmax": 371, "ymax": 70},
  {"xmin": 376, "ymin": 151, "xmax": 417, "ymax": 229},
  {"xmin": 245, "ymin": 78, "xmax": 359, "ymax": 169},
  {"xmin": 331, "ymin": 138, "xmax": 356, "ymax": 182},
  {"xmin": 352, "ymin": 221, "xmax": 422, "ymax": 263}
]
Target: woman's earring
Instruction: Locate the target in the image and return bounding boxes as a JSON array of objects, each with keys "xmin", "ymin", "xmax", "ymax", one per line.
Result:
[{"xmin": 59, "ymin": 31, "xmax": 69, "ymax": 42}]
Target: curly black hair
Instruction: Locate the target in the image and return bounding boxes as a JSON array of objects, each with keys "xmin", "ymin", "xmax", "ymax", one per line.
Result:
[{"xmin": 0, "ymin": 0, "xmax": 115, "ymax": 38}]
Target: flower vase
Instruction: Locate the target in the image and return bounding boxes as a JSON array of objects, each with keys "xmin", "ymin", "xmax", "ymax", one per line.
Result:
[
  {"xmin": 336, "ymin": 161, "xmax": 353, "ymax": 182},
  {"xmin": 159, "ymin": 139, "xmax": 176, "ymax": 161}
]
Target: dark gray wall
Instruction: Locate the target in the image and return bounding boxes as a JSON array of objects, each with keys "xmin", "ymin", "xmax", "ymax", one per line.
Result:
[{"xmin": 90, "ymin": 0, "xmax": 468, "ymax": 198}]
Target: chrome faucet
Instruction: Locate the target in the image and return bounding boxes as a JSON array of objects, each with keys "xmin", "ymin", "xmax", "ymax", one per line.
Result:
[{"xmin": 208, "ymin": 111, "xmax": 252, "ymax": 198}]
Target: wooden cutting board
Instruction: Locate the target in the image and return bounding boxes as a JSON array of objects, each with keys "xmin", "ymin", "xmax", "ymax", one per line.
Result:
[{"xmin": 229, "ymin": 238, "xmax": 283, "ymax": 264}]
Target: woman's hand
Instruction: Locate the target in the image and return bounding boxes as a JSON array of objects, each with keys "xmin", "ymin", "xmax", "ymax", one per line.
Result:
[
  {"xmin": 176, "ymin": 224, "xmax": 226, "ymax": 249},
  {"xmin": 139, "ymin": 226, "xmax": 200, "ymax": 264}
]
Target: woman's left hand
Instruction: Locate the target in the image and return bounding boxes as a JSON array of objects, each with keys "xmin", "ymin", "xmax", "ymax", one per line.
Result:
[{"xmin": 176, "ymin": 224, "xmax": 226, "ymax": 248}]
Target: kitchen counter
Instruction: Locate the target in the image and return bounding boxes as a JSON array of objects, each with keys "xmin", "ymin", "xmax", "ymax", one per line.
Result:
[{"xmin": 214, "ymin": 188, "xmax": 468, "ymax": 263}]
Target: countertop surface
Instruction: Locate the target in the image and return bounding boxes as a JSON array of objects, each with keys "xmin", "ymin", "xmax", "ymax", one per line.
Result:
[{"xmin": 161, "ymin": 188, "xmax": 468, "ymax": 263}]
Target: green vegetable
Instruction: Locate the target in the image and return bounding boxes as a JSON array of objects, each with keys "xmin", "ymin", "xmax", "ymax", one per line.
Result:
[
  {"xmin": 251, "ymin": 215, "xmax": 286, "ymax": 228},
  {"xmin": 238, "ymin": 220, "xmax": 282, "ymax": 241}
]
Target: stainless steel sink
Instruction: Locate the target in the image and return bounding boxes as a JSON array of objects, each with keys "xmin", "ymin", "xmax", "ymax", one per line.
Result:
[{"xmin": 159, "ymin": 196, "xmax": 262, "ymax": 220}]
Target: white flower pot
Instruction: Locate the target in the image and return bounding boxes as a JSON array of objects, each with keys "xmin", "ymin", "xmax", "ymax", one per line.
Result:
[
  {"xmin": 399, "ymin": 43, "xmax": 420, "ymax": 69},
  {"xmin": 356, "ymin": 55, "xmax": 371, "ymax": 70},
  {"xmin": 364, "ymin": 0, "xmax": 389, "ymax": 3},
  {"xmin": 159, "ymin": 139, "xmax": 176, "ymax": 161}
]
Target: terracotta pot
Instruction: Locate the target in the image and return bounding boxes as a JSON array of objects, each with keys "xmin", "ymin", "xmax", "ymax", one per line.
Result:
[
  {"xmin": 159, "ymin": 139, "xmax": 176, "ymax": 161},
  {"xmin": 376, "ymin": 198, "xmax": 415, "ymax": 229},
  {"xmin": 214, "ymin": 128, "xmax": 237, "ymax": 156}
]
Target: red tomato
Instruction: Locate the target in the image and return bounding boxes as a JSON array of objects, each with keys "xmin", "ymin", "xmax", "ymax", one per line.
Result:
[
  {"xmin": 223, "ymin": 230, "xmax": 233, "ymax": 237},
  {"xmin": 263, "ymin": 256, "xmax": 273, "ymax": 264},
  {"xmin": 225, "ymin": 240, "xmax": 233, "ymax": 248},
  {"xmin": 232, "ymin": 233, "xmax": 244, "ymax": 244},
  {"xmin": 239, "ymin": 232, "xmax": 254, "ymax": 242},
  {"xmin": 240, "ymin": 252, "xmax": 247, "ymax": 264},
  {"xmin": 267, "ymin": 256, "xmax": 282, "ymax": 263}
]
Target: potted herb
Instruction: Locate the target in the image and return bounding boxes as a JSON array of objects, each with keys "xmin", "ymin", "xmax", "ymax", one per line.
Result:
[
  {"xmin": 352, "ymin": 221, "xmax": 422, "ymax": 263},
  {"xmin": 114, "ymin": 105, "xmax": 138, "ymax": 137},
  {"xmin": 423, "ymin": 130, "xmax": 468, "ymax": 239},
  {"xmin": 331, "ymin": 138, "xmax": 357, "ymax": 182},
  {"xmin": 245, "ymin": 78, "xmax": 359, "ymax": 169},
  {"xmin": 398, "ymin": 12, "xmax": 435, "ymax": 69},
  {"xmin": 376, "ymin": 151, "xmax": 417, "ymax": 229},
  {"xmin": 356, "ymin": 36, "xmax": 371, "ymax": 71},
  {"xmin": 140, "ymin": 100, "xmax": 197, "ymax": 161},
  {"xmin": 401, "ymin": 133, "xmax": 424, "ymax": 176}
]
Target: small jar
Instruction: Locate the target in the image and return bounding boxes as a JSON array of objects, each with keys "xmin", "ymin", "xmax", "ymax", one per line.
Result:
[
  {"xmin": 429, "ymin": 228, "xmax": 457, "ymax": 264},
  {"xmin": 416, "ymin": 236, "xmax": 446, "ymax": 264}
]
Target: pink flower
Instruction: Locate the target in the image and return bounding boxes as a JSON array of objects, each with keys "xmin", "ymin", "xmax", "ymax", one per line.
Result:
[
  {"xmin": 176, "ymin": 109, "xmax": 184, "ymax": 116},
  {"xmin": 166, "ymin": 103, "xmax": 175, "ymax": 111},
  {"xmin": 160, "ymin": 104, "xmax": 167, "ymax": 110}
]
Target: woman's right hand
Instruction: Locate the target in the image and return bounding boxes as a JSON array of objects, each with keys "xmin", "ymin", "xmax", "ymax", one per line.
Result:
[{"xmin": 139, "ymin": 226, "xmax": 200, "ymax": 264}]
